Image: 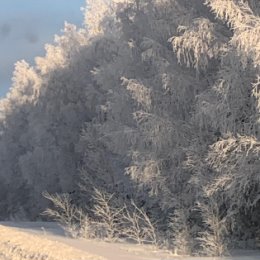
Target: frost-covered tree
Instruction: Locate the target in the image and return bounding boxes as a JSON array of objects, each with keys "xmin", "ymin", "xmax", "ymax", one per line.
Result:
[{"xmin": 189, "ymin": 0, "xmax": 260, "ymax": 242}]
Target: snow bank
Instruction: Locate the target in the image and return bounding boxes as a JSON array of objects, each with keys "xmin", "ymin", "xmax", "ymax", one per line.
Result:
[
  {"xmin": 0, "ymin": 222, "xmax": 260, "ymax": 260},
  {"xmin": 0, "ymin": 225, "xmax": 105, "ymax": 260}
]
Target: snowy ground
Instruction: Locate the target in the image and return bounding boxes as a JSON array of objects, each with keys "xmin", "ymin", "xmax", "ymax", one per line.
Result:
[{"xmin": 0, "ymin": 222, "xmax": 259, "ymax": 260}]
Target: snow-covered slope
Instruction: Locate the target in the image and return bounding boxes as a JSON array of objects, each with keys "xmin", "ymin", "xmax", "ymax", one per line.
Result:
[
  {"xmin": 0, "ymin": 224, "xmax": 104, "ymax": 260},
  {"xmin": 0, "ymin": 222, "xmax": 260, "ymax": 260}
]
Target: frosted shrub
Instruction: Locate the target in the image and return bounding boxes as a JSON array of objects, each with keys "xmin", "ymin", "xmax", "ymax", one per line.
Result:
[
  {"xmin": 78, "ymin": 215, "xmax": 97, "ymax": 239},
  {"xmin": 92, "ymin": 188, "xmax": 125, "ymax": 241},
  {"xmin": 91, "ymin": 189, "xmax": 158, "ymax": 244},
  {"xmin": 122, "ymin": 200, "xmax": 158, "ymax": 245},
  {"xmin": 196, "ymin": 199, "xmax": 229, "ymax": 257},
  {"xmin": 168, "ymin": 208, "xmax": 191, "ymax": 256},
  {"xmin": 42, "ymin": 191, "xmax": 93, "ymax": 238}
]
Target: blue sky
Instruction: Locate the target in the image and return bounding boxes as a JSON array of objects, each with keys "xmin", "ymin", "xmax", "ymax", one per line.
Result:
[{"xmin": 0, "ymin": 0, "xmax": 85, "ymax": 96}]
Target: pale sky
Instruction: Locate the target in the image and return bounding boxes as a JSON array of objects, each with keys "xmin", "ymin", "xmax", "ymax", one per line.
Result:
[{"xmin": 0, "ymin": 0, "xmax": 85, "ymax": 96}]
